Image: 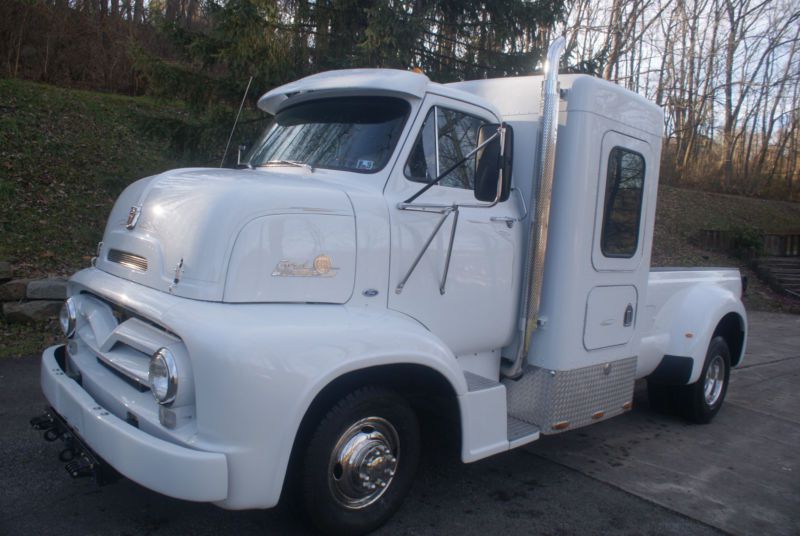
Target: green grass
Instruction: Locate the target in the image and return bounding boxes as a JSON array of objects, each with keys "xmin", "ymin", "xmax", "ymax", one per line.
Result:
[
  {"xmin": 0, "ymin": 79, "xmax": 798, "ymax": 358},
  {"xmin": 0, "ymin": 78, "xmax": 255, "ymax": 358},
  {"xmin": 653, "ymin": 185, "xmax": 800, "ymax": 265},
  {"xmin": 0, "ymin": 79, "xmax": 198, "ymax": 277},
  {"xmin": 0, "ymin": 320, "xmax": 61, "ymax": 361}
]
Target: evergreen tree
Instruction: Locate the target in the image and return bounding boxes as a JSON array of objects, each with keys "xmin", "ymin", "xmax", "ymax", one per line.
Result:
[{"xmin": 139, "ymin": 0, "xmax": 567, "ymax": 109}]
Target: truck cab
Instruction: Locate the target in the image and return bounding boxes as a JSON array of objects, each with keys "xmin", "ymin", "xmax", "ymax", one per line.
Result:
[{"xmin": 35, "ymin": 40, "xmax": 746, "ymax": 535}]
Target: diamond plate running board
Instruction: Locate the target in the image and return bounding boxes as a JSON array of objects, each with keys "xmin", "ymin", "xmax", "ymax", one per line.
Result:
[
  {"xmin": 507, "ymin": 416, "xmax": 540, "ymax": 449},
  {"xmin": 504, "ymin": 356, "xmax": 637, "ymax": 434}
]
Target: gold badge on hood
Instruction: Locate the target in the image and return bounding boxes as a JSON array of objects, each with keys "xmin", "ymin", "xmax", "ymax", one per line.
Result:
[{"xmin": 272, "ymin": 255, "xmax": 338, "ymax": 278}]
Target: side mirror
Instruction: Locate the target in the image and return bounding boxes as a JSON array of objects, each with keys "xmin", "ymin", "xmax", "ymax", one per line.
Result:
[
  {"xmin": 474, "ymin": 123, "xmax": 513, "ymax": 202},
  {"xmin": 237, "ymin": 142, "xmax": 251, "ymax": 167}
]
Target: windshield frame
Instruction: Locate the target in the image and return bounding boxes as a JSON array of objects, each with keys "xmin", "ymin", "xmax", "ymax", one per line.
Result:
[{"xmin": 245, "ymin": 95, "xmax": 413, "ymax": 175}]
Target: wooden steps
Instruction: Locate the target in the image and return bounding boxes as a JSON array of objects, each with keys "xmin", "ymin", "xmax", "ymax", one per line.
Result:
[{"xmin": 754, "ymin": 257, "xmax": 800, "ymax": 298}]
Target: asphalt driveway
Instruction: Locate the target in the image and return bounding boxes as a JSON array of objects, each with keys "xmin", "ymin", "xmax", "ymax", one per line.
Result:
[{"xmin": 1, "ymin": 311, "xmax": 797, "ymax": 535}]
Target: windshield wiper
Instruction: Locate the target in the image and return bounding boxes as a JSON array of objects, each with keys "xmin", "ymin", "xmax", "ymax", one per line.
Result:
[{"xmin": 257, "ymin": 160, "xmax": 314, "ymax": 172}]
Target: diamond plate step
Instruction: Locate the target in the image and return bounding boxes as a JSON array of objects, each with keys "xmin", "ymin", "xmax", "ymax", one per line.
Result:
[
  {"xmin": 507, "ymin": 416, "xmax": 540, "ymax": 449},
  {"xmin": 464, "ymin": 371, "xmax": 500, "ymax": 392}
]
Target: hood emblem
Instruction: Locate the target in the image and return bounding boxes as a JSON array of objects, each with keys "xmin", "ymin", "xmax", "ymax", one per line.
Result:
[
  {"xmin": 272, "ymin": 255, "xmax": 338, "ymax": 278},
  {"xmin": 125, "ymin": 206, "xmax": 141, "ymax": 230}
]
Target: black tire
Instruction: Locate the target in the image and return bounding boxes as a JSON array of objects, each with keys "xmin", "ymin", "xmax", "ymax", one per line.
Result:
[
  {"xmin": 646, "ymin": 336, "xmax": 731, "ymax": 424},
  {"xmin": 301, "ymin": 386, "xmax": 420, "ymax": 535},
  {"xmin": 681, "ymin": 336, "xmax": 731, "ymax": 424}
]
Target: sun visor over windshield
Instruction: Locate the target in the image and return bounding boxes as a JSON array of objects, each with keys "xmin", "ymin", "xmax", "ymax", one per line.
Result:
[{"xmin": 257, "ymin": 68, "xmax": 430, "ymax": 114}]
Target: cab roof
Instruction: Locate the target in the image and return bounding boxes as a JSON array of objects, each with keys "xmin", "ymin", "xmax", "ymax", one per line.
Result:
[
  {"xmin": 257, "ymin": 69, "xmax": 661, "ymax": 137},
  {"xmin": 257, "ymin": 68, "xmax": 500, "ymax": 117}
]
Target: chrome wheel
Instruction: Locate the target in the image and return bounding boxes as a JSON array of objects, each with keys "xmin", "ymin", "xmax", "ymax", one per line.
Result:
[
  {"xmin": 704, "ymin": 354, "xmax": 725, "ymax": 406},
  {"xmin": 328, "ymin": 416, "xmax": 400, "ymax": 510}
]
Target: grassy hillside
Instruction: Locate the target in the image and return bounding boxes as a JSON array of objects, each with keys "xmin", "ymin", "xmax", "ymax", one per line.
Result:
[
  {"xmin": 653, "ymin": 185, "xmax": 800, "ymax": 314},
  {"xmin": 0, "ymin": 79, "xmax": 798, "ymax": 358},
  {"xmin": 0, "ymin": 79, "xmax": 257, "ymax": 358},
  {"xmin": 0, "ymin": 78, "xmax": 247, "ymax": 277},
  {"xmin": 653, "ymin": 185, "xmax": 800, "ymax": 265}
]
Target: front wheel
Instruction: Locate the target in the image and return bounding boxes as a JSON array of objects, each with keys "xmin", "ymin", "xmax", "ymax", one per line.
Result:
[{"xmin": 301, "ymin": 386, "xmax": 420, "ymax": 535}]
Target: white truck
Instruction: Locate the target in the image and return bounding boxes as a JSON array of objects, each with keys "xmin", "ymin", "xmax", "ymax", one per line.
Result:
[{"xmin": 34, "ymin": 38, "xmax": 747, "ymax": 534}]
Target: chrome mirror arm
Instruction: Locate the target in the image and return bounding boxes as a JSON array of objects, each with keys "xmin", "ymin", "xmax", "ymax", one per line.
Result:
[
  {"xmin": 396, "ymin": 202, "xmax": 454, "ymax": 213},
  {"xmin": 512, "ymin": 187, "xmax": 528, "ymax": 221},
  {"xmin": 395, "ymin": 206, "xmax": 456, "ymax": 294},
  {"xmin": 396, "ymin": 124, "xmax": 507, "ymax": 295},
  {"xmin": 439, "ymin": 207, "xmax": 459, "ymax": 295}
]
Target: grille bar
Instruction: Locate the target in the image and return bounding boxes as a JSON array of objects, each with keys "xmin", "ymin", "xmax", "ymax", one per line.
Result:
[
  {"xmin": 107, "ymin": 249, "xmax": 148, "ymax": 272},
  {"xmin": 96, "ymin": 357, "xmax": 150, "ymax": 392}
]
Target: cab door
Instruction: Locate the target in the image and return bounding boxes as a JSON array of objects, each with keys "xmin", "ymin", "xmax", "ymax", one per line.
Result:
[
  {"xmin": 584, "ymin": 131, "xmax": 653, "ymax": 351},
  {"xmin": 384, "ymin": 97, "xmax": 522, "ymax": 356}
]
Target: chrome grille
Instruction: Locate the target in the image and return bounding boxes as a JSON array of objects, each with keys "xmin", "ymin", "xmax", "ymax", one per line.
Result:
[
  {"xmin": 87, "ymin": 292, "xmax": 177, "ymax": 336},
  {"xmin": 75, "ymin": 293, "xmax": 181, "ymax": 392},
  {"xmin": 107, "ymin": 249, "xmax": 148, "ymax": 271}
]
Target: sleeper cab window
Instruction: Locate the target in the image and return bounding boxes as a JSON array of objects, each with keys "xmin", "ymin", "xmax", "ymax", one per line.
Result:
[
  {"xmin": 404, "ymin": 106, "xmax": 485, "ymax": 190},
  {"xmin": 601, "ymin": 147, "xmax": 646, "ymax": 258}
]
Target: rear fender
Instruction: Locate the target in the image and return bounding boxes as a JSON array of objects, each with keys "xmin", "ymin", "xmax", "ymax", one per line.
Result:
[{"xmin": 657, "ymin": 283, "xmax": 747, "ymax": 385}]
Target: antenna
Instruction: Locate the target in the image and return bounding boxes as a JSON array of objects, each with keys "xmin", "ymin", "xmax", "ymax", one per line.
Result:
[{"xmin": 220, "ymin": 76, "xmax": 254, "ymax": 168}]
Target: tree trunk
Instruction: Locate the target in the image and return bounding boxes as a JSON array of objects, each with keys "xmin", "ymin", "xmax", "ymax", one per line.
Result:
[{"xmin": 721, "ymin": 0, "xmax": 738, "ymax": 191}]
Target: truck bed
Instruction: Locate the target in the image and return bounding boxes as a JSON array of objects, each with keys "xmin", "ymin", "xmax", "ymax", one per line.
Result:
[
  {"xmin": 648, "ymin": 266, "xmax": 743, "ymax": 297},
  {"xmin": 637, "ymin": 267, "xmax": 744, "ymax": 379}
]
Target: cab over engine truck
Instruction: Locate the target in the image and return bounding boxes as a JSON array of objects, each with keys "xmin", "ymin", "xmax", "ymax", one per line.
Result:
[{"xmin": 34, "ymin": 38, "xmax": 747, "ymax": 534}]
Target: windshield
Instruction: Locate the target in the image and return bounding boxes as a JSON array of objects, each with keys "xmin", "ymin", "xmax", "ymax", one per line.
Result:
[{"xmin": 246, "ymin": 96, "xmax": 410, "ymax": 173}]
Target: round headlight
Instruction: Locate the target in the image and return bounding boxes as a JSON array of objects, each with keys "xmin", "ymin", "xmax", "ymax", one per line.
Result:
[
  {"xmin": 59, "ymin": 297, "xmax": 77, "ymax": 338},
  {"xmin": 148, "ymin": 348, "xmax": 178, "ymax": 405}
]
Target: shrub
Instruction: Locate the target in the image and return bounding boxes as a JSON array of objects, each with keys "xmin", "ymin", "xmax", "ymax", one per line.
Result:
[{"xmin": 729, "ymin": 226, "xmax": 764, "ymax": 260}]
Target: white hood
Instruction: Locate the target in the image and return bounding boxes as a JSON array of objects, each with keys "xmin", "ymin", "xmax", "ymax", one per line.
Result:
[{"xmin": 96, "ymin": 168, "xmax": 356, "ymax": 303}]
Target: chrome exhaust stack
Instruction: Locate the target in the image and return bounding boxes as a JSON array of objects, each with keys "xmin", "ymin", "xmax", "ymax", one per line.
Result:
[{"xmin": 502, "ymin": 36, "xmax": 565, "ymax": 379}]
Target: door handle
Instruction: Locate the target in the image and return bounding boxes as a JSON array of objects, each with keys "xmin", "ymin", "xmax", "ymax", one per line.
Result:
[
  {"xmin": 623, "ymin": 304, "xmax": 634, "ymax": 327},
  {"xmin": 490, "ymin": 216, "xmax": 515, "ymax": 229}
]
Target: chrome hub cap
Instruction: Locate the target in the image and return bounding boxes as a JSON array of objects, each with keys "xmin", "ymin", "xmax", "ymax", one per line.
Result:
[
  {"xmin": 704, "ymin": 354, "xmax": 725, "ymax": 406},
  {"xmin": 328, "ymin": 417, "xmax": 399, "ymax": 510}
]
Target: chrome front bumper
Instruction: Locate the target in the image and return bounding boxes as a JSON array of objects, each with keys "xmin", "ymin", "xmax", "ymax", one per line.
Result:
[{"xmin": 40, "ymin": 344, "xmax": 229, "ymax": 502}]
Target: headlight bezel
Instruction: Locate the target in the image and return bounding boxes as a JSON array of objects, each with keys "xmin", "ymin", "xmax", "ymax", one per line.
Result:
[
  {"xmin": 59, "ymin": 297, "xmax": 77, "ymax": 339},
  {"xmin": 148, "ymin": 347, "xmax": 178, "ymax": 405}
]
